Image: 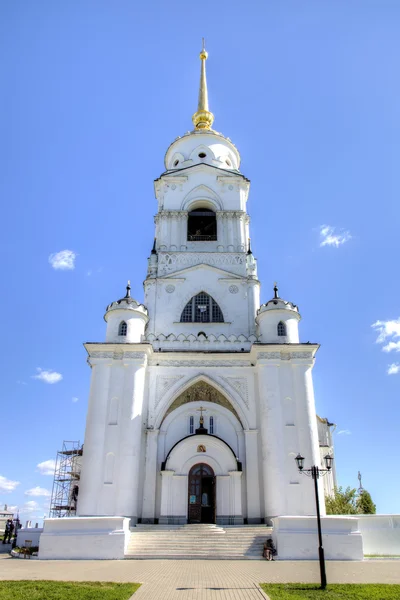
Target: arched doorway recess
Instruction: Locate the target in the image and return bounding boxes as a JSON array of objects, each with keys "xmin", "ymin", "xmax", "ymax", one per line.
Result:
[{"xmin": 188, "ymin": 463, "xmax": 215, "ymax": 523}]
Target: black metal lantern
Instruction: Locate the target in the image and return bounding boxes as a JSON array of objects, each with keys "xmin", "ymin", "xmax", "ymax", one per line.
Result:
[
  {"xmin": 295, "ymin": 453, "xmax": 305, "ymax": 471},
  {"xmin": 324, "ymin": 454, "xmax": 334, "ymax": 471}
]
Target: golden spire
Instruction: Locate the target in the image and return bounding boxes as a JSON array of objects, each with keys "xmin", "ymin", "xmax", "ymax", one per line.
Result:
[{"xmin": 192, "ymin": 39, "xmax": 215, "ymax": 131}]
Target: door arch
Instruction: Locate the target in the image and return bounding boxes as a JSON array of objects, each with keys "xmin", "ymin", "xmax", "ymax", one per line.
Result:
[{"xmin": 188, "ymin": 463, "xmax": 215, "ymax": 524}]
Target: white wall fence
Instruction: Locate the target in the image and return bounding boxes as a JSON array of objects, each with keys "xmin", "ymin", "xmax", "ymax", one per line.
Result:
[
  {"xmin": 356, "ymin": 515, "xmax": 400, "ymax": 556},
  {"xmin": 39, "ymin": 517, "xmax": 130, "ymax": 560},
  {"xmin": 17, "ymin": 527, "xmax": 43, "ymax": 548}
]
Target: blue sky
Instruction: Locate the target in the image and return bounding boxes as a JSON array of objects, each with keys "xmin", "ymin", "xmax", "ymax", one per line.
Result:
[{"xmin": 1, "ymin": 1, "xmax": 399, "ymax": 523}]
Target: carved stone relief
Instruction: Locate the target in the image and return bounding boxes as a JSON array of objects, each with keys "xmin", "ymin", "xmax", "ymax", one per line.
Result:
[
  {"xmin": 224, "ymin": 377, "xmax": 249, "ymax": 409},
  {"xmin": 155, "ymin": 375, "xmax": 185, "ymax": 408},
  {"xmin": 162, "ymin": 380, "xmax": 241, "ymax": 424}
]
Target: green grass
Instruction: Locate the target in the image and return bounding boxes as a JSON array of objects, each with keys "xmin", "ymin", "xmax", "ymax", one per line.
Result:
[
  {"xmin": 365, "ymin": 554, "xmax": 400, "ymax": 558},
  {"xmin": 0, "ymin": 581, "xmax": 140, "ymax": 600},
  {"xmin": 260, "ymin": 584, "xmax": 400, "ymax": 599}
]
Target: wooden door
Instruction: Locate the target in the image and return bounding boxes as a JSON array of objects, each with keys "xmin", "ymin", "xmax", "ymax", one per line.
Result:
[{"xmin": 188, "ymin": 463, "xmax": 215, "ymax": 524}]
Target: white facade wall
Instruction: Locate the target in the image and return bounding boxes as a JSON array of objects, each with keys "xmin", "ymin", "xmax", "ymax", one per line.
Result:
[
  {"xmin": 77, "ymin": 344, "xmax": 322, "ymax": 526},
  {"xmin": 42, "ymin": 99, "xmax": 358, "ymax": 560}
]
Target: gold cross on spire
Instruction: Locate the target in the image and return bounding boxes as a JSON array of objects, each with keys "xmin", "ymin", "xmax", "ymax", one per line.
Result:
[{"xmin": 192, "ymin": 40, "xmax": 214, "ymax": 131}]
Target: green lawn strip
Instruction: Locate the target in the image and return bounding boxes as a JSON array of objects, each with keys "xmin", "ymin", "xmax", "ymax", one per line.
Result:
[
  {"xmin": 365, "ymin": 554, "xmax": 400, "ymax": 558},
  {"xmin": 0, "ymin": 581, "xmax": 140, "ymax": 600},
  {"xmin": 260, "ymin": 583, "xmax": 400, "ymax": 599}
]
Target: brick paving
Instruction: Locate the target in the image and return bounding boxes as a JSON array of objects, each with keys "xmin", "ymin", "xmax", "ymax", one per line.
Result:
[{"xmin": 0, "ymin": 556, "xmax": 399, "ymax": 599}]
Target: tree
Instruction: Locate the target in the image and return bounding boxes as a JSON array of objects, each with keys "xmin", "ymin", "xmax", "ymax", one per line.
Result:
[
  {"xmin": 356, "ymin": 489, "xmax": 376, "ymax": 514},
  {"xmin": 325, "ymin": 486, "xmax": 358, "ymax": 515}
]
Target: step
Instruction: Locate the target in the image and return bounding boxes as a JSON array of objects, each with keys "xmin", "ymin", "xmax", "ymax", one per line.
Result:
[{"xmin": 125, "ymin": 524, "xmax": 273, "ymax": 560}]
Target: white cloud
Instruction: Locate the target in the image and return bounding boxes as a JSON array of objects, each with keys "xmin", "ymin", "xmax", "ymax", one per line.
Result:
[
  {"xmin": 337, "ymin": 429, "xmax": 351, "ymax": 436},
  {"xmin": 72, "ymin": 397, "xmax": 79, "ymax": 403},
  {"xmin": 372, "ymin": 318, "xmax": 400, "ymax": 347},
  {"xmin": 32, "ymin": 368, "xmax": 63, "ymax": 384},
  {"xmin": 48, "ymin": 249, "xmax": 77, "ymax": 270},
  {"xmin": 21, "ymin": 501, "xmax": 40, "ymax": 514},
  {"xmin": 36, "ymin": 459, "xmax": 56, "ymax": 476},
  {"xmin": 387, "ymin": 363, "xmax": 400, "ymax": 375},
  {"xmin": 372, "ymin": 319, "xmax": 400, "ymax": 374},
  {"xmin": 0, "ymin": 475, "xmax": 20, "ymax": 493},
  {"xmin": 319, "ymin": 225, "xmax": 352, "ymax": 248},
  {"xmin": 25, "ymin": 486, "xmax": 51, "ymax": 498},
  {"xmin": 5, "ymin": 505, "xmax": 17, "ymax": 513},
  {"xmin": 16, "ymin": 380, "xmax": 27, "ymax": 385}
]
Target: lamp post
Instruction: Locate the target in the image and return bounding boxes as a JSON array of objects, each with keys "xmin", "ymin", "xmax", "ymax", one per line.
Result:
[{"xmin": 295, "ymin": 453, "xmax": 334, "ymax": 590}]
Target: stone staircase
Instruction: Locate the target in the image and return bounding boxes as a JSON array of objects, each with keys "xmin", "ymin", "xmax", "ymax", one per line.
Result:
[{"xmin": 125, "ymin": 524, "xmax": 273, "ymax": 559}]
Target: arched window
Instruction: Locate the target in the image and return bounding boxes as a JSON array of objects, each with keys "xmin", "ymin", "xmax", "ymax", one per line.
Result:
[
  {"xmin": 277, "ymin": 321, "xmax": 287, "ymax": 336},
  {"xmin": 119, "ymin": 321, "xmax": 127, "ymax": 336},
  {"xmin": 209, "ymin": 416, "xmax": 214, "ymax": 435},
  {"xmin": 180, "ymin": 292, "xmax": 224, "ymax": 323},
  {"xmin": 187, "ymin": 208, "xmax": 217, "ymax": 241},
  {"xmin": 189, "ymin": 416, "xmax": 194, "ymax": 435}
]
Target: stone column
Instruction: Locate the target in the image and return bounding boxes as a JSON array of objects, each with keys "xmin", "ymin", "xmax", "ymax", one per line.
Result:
[
  {"xmin": 292, "ymin": 358, "xmax": 325, "ymax": 515},
  {"xmin": 229, "ymin": 471, "xmax": 243, "ymax": 524},
  {"xmin": 77, "ymin": 355, "xmax": 112, "ymax": 516},
  {"xmin": 141, "ymin": 429, "xmax": 160, "ymax": 523},
  {"xmin": 247, "ymin": 280, "xmax": 260, "ymax": 335},
  {"xmin": 180, "ymin": 212, "xmax": 188, "ymax": 250},
  {"xmin": 227, "ymin": 213, "xmax": 234, "ymax": 251},
  {"xmin": 257, "ymin": 356, "xmax": 287, "ymax": 519},
  {"xmin": 159, "ymin": 470, "xmax": 174, "ymax": 524},
  {"xmin": 244, "ymin": 430, "xmax": 261, "ymax": 523},
  {"xmin": 115, "ymin": 352, "xmax": 148, "ymax": 522},
  {"xmin": 216, "ymin": 212, "xmax": 224, "ymax": 250}
]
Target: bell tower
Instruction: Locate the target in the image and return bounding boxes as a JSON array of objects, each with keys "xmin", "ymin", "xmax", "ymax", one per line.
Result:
[{"xmin": 144, "ymin": 43, "xmax": 260, "ymax": 348}]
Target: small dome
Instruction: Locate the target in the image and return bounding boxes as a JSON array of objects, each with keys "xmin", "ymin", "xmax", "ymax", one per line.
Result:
[
  {"xmin": 256, "ymin": 284, "xmax": 301, "ymax": 344},
  {"xmin": 257, "ymin": 284, "xmax": 300, "ymax": 317},
  {"xmin": 105, "ymin": 282, "xmax": 148, "ymax": 319},
  {"xmin": 104, "ymin": 282, "xmax": 149, "ymax": 344},
  {"xmin": 164, "ymin": 130, "xmax": 241, "ymax": 172}
]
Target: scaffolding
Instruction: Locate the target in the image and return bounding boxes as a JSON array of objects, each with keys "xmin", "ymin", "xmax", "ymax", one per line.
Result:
[{"xmin": 49, "ymin": 440, "xmax": 83, "ymax": 518}]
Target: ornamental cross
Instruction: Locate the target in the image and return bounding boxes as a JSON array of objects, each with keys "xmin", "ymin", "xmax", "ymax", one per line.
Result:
[{"xmin": 197, "ymin": 405, "xmax": 206, "ymax": 426}]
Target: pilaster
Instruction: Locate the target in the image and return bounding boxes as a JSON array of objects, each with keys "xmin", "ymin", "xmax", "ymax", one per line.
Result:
[
  {"xmin": 77, "ymin": 356, "xmax": 112, "ymax": 516},
  {"xmin": 244, "ymin": 430, "xmax": 262, "ymax": 523},
  {"xmin": 141, "ymin": 428, "xmax": 160, "ymax": 523}
]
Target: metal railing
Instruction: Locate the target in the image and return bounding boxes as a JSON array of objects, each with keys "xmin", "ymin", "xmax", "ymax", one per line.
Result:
[{"xmin": 187, "ymin": 234, "xmax": 217, "ymax": 241}]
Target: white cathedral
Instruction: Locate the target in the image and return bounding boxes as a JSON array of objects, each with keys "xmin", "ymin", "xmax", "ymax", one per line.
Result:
[{"xmin": 40, "ymin": 46, "xmax": 363, "ymax": 560}]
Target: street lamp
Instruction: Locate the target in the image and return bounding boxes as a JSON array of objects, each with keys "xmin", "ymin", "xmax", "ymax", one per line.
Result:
[{"xmin": 294, "ymin": 453, "xmax": 334, "ymax": 590}]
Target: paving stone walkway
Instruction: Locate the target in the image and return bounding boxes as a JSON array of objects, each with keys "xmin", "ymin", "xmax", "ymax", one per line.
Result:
[{"xmin": 0, "ymin": 556, "xmax": 399, "ymax": 599}]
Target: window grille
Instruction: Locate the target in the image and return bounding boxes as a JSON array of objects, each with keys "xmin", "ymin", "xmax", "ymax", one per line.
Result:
[
  {"xmin": 187, "ymin": 208, "xmax": 217, "ymax": 241},
  {"xmin": 277, "ymin": 321, "xmax": 287, "ymax": 336},
  {"xmin": 180, "ymin": 292, "xmax": 224, "ymax": 323},
  {"xmin": 119, "ymin": 321, "xmax": 127, "ymax": 336},
  {"xmin": 189, "ymin": 416, "xmax": 194, "ymax": 435},
  {"xmin": 209, "ymin": 416, "xmax": 214, "ymax": 434}
]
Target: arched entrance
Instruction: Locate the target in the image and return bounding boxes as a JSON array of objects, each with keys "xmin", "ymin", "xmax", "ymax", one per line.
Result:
[{"xmin": 188, "ymin": 463, "xmax": 215, "ymax": 524}]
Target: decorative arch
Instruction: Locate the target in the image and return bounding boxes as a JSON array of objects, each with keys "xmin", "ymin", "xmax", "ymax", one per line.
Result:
[
  {"xmin": 180, "ymin": 291, "xmax": 223, "ymax": 323},
  {"xmin": 155, "ymin": 374, "xmax": 249, "ymax": 430},
  {"xmin": 176, "ymin": 285, "xmax": 230, "ymax": 325},
  {"xmin": 189, "ymin": 144, "xmax": 216, "ymax": 163},
  {"xmin": 166, "ymin": 434, "xmax": 238, "ymax": 475},
  {"xmin": 181, "ymin": 184, "xmax": 223, "ymax": 211},
  {"xmin": 170, "ymin": 152, "xmax": 184, "ymax": 169},
  {"xmin": 160, "ymin": 398, "xmax": 243, "ymax": 435}
]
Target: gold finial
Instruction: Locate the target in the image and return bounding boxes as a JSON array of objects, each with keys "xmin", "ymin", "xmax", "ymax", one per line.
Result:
[{"xmin": 192, "ymin": 39, "xmax": 214, "ymax": 131}]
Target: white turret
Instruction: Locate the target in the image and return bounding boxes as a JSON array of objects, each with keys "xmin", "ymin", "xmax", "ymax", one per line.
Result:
[
  {"xmin": 256, "ymin": 284, "xmax": 300, "ymax": 343},
  {"xmin": 104, "ymin": 282, "xmax": 148, "ymax": 343}
]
